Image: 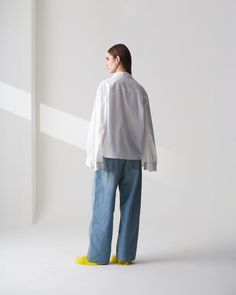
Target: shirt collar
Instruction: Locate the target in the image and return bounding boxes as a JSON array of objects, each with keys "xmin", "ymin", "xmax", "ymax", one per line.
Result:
[{"xmin": 112, "ymin": 71, "xmax": 132, "ymax": 78}]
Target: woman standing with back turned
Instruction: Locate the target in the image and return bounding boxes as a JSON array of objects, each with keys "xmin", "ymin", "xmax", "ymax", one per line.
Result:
[{"xmin": 75, "ymin": 43, "xmax": 157, "ymax": 266}]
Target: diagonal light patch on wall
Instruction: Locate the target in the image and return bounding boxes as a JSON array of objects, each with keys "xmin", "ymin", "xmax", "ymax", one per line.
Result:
[
  {"xmin": 40, "ymin": 103, "xmax": 88, "ymax": 150},
  {"xmin": 0, "ymin": 81, "xmax": 31, "ymax": 120}
]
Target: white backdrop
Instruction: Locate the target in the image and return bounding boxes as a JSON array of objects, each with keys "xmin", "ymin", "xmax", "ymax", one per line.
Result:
[
  {"xmin": 34, "ymin": 0, "xmax": 236, "ymax": 250},
  {"xmin": 1, "ymin": 1, "xmax": 236, "ymax": 294},
  {"xmin": 0, "ymin": 0, "xmax": 235, "ymax": 249}
]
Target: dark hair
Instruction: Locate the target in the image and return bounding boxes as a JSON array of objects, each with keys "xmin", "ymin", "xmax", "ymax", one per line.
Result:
[{"xmin": 107, "ymin": 43, "xmax": 132, "ymax": 75}]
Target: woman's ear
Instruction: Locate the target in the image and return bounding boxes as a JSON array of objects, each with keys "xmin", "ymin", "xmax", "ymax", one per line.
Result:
[{"xmin": 115, "ymin": 55, "xmax": 120, "ymax": 64}]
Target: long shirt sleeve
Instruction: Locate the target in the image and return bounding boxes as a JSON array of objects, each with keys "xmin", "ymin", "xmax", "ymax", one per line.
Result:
[
  {"xmin": 141, "ymin": 93, "xmax": 157, "ymax": 171},
  {"xmin": 85, "ymin": 81, "xmax": 107, "ymax": 171}
]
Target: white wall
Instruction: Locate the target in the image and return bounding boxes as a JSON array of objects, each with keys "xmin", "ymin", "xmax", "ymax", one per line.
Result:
[
  {"xmin": 34, "ymin": 0, "xmax": 236, "ymax": 248},
  {"xmin": 0, "ymin": 0, "xmax": 33, "ymax": 228},
  {"xmin": 1, "ymin": 0, "xmax": 235, "ymax": 249}
]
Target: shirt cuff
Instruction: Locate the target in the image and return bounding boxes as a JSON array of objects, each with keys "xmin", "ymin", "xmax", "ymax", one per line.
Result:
[
  {"xmin": 85, "ymin": 158, "xmax": 104, "ymax": 171},
  {"xmin": 85, "ymin": 158, "xmax": 93, "ymax": 169},
  {"xmin": 143, "ymin": 162, "xmax": 157, "ymax": 172}
]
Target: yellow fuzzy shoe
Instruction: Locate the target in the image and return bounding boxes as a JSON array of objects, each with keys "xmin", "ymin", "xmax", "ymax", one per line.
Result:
[
  {"xmin": 110, "ymin": 255, "xmax": 118, "ymax": 264},
  {"xmin": 110, "ymin": 255, "xmax": 133, "ymax": 265},
  {"xmin": 75, "ymin": 256, "xmax": 100, "ymax": 266}
]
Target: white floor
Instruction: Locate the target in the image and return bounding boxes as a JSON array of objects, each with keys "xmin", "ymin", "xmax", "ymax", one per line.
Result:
[{"xmin": 1, "ymin": 221, "xmax": 235, "ymax": 295}]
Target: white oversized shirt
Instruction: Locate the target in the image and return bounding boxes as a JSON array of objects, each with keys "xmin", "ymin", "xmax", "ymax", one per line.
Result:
[{"xmin": 85, "ymin": 71, "xmax": 157, "ymax": 172}]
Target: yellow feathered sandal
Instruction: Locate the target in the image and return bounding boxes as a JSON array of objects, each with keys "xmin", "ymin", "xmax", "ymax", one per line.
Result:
[
  {"xmin": 75, "ymin": 256, "xmax": 100, "ymax": 266},
  {"xmin": 110, "ymin": 254, "xmax": 133, "ymax": 265}
]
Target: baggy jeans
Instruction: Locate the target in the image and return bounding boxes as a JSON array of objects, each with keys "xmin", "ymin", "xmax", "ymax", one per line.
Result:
[{"xmin": 87, "ymin": 156, "xmax": 142, "ymax": 264}]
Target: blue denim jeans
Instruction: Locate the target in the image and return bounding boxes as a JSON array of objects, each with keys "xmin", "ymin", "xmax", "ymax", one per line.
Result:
[{"xmin": 87, "ymin": 156, "xmax": 142, "ymax": 264}]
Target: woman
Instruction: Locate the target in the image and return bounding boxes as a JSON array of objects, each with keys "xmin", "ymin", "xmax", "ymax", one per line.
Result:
[{"xmin": 75, "ymin": 44, "xmax": 157, "ymax": 266}]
